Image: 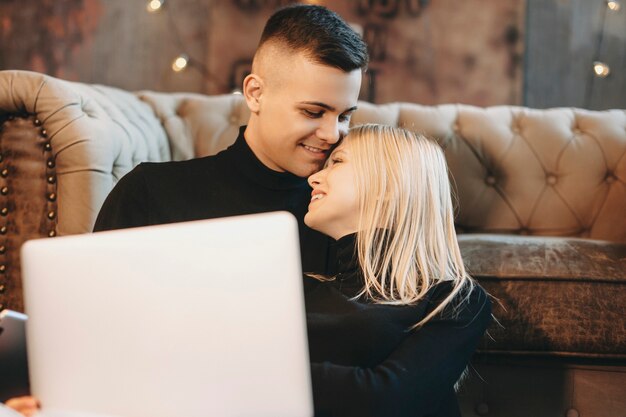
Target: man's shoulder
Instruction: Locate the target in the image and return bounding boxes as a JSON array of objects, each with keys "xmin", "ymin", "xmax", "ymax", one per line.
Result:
[
  {"xmin": 139, "ymin": 154, "xmax": 219, "ymax": 174},
  {"xmin": 128, "ymin": 154, "xmax": 226, "ymax": 183}
]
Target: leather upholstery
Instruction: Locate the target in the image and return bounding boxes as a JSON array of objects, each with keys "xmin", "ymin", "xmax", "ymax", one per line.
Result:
[
  {"xmin": 461, "ymin": 235, "xmax": 626, "ymax": 358},
  {"xmin": 0, "ymin": 70, "xmax": 170, "ymax": 237},
  {"xmin": 0, "ymin": 114, "xmax": 58, "ymax": 313}
]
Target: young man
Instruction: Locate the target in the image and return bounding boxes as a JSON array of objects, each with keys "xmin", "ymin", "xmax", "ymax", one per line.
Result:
[
  {"xmin": 93, "ymin": 5, "xmax": 368, "ymax": 274},
  {"xmin": 4, "ymin": 5, "xmax": 369, "ymax": 416}
]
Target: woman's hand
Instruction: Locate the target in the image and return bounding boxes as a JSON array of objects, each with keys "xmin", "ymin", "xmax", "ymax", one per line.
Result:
[{"xmin": 5, "ymin": 396, "xmax": 39, "ymax": 417}]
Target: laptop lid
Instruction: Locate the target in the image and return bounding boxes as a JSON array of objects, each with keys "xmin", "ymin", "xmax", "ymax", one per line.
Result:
[{"xmin": 21, "ymin": 211, "xmax": 312, "ymax": 417}]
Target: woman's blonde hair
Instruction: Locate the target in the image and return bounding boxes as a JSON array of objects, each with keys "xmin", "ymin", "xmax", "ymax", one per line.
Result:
[{"xmin": 343, "ymin": 124, "xmax": 474, "ymax": 327}]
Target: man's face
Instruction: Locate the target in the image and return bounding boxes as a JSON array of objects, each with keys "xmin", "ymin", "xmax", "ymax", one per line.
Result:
[{"xmin": 245, "ymin": 52, "xmax": 362, "ymax": 178}]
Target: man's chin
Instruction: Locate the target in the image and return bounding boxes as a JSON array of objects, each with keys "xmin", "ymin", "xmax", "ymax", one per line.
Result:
[{"xmin": 290, "ymin": 164, "xmax": 324, "ymax": 179}]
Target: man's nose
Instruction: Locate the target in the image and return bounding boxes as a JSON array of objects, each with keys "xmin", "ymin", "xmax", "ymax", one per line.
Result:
[{"xmin": 317, "ymin": 117, "xmax": 343, "ymax": 144}]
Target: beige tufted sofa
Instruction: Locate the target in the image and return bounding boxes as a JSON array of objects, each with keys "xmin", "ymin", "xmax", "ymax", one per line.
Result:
[{"xmin": 0, "ymin": 70, "xmax": 625, "ymax": 416}]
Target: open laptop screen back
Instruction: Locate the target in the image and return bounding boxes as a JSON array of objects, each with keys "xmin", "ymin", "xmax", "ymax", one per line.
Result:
[{"xmin": 21, "ymin": 212, "xmax": 312, "ymax": 417}]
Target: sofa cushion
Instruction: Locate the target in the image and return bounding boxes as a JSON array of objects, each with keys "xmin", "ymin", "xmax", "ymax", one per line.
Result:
[{"xmin": 459, "ymin": 234, "xmax": 626, "ymax": 360}]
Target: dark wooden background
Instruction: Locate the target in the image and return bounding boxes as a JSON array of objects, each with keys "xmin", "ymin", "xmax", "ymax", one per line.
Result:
[
  {"xmin": 0, "ymin": 0, "xmax": 624, "ymax": 109},
  {"xmin": 525, "ymin": 0, "xmax": 626, "ymax": 109}
]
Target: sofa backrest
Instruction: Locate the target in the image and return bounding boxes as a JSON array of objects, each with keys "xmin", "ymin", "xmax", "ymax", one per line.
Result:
[
  {"xmin": 1, "ymin": 70, "xmax": 625, "ymax": 312},
  {"xmin": 140, "ymin": 92, "xmax": 626, "ymax": 243}
]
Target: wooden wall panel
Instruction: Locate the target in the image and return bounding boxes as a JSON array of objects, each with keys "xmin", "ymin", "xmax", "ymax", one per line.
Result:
[
  {"xmin": 208, "ymin": 0, "xmax": 525, "ymax": 105},
  {"xmin": 0, "ymin": 0, "xmax": 211, "ymax": 93},
  {"xmin": 525, "ymin": 0, "xmax": 626, "ymax": 110},
  {"xmin": 1, "ymin": 0, "xmax": 624, "ymax": 109}
]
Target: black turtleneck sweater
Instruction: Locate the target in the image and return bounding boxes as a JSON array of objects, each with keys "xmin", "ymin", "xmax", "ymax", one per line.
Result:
[
  {"xmin": 93, "ymin": 126, "xmax": 332, "ymax": 274},
  {"xmin": 305, "ymin": 234, "xmax": 492, "ymax": 417}
]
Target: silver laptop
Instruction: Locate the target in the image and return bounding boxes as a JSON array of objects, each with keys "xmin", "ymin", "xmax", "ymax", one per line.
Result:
[{"xmin": 21, "ymin": 212, "xmax": 313, "ymax": 417}]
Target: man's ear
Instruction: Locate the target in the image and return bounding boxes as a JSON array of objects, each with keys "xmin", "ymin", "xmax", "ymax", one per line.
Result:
[{"xmin": 243, "ymin": 73, "xmax": 263, "ymax": 113}]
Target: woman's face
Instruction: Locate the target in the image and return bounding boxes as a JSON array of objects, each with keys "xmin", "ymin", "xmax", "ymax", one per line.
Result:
[{"xmin": 304, "ymin": 142, "xmax": 359, "ymax": 240}]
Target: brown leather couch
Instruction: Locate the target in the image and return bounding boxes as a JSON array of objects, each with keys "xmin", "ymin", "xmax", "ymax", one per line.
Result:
[{"xmin": 1, "ymin": 70, "xmax": 625, "ymax": 416}]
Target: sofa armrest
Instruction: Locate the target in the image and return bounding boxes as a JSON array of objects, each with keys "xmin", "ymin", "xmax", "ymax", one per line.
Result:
[{"xmin": 0, "ymin": 70, "xmax": 170, "ymax": 312}]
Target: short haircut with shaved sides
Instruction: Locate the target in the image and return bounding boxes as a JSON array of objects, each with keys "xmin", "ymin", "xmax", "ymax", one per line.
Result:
[{"xmin": 258, "ymin": 5, "xmax": 369, "ymax": 73}]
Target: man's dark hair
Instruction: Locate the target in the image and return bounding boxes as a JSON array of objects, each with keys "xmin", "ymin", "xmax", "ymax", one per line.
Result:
[{"xmin": 259, "ymin": 5, "xmax": 369, "ymax": 72}]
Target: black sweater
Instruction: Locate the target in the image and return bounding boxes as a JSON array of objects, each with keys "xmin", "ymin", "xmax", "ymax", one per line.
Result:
[
  {"xmin": 94, "ymin": 126, "xmax": 332, "ymax": 274},
  {"xmin": 305, "ymin": 234, "xmax": 492, "ymax": 417}
]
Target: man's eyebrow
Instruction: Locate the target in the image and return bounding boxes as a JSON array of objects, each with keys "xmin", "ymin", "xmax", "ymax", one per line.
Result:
[{"xmin": 300, "ymin": 101, "xmax": 358, "ymax": 113}]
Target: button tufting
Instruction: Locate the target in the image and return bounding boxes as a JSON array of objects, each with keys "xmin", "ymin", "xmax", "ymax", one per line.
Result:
[
  {"xmin": 475, "ymin": 402, "xmax": 489, "ymax": 416},
  {"xmin": 47, "ymin": 159, "xmax": 55, "ymax": 169},
  {"xmin": 566, "ymin": 408, "xmax": 579, "ymax": 417},
  {"xmin": 47, "ymin": 193, "xmax": 57, "ymax": 202},
  {"xmin": 606, "ymin": 173, "xmax": 616, "ymax": 184},
  {"xmin": 40, "ymin": 128, "xmax": 47, "ymax": 137},
  {"xmin": 0, "ymin": 245, "xmax": 5, "ymax": 254},
  {"xmin": 48, "ymin": 230, "xmax": 57, "ymax": 238},
  {"xmin": 0, "ymin": 226, "xmax": 7, "ymax": 235},
  {"xmin": 0, "ymin": 284, "xmax": 4, "ymax": 293},
  {"xmin": 0, "ymin": 208, "xmax": 8, "ymax": 216},
  {"xmin": 546, "ymin": 174, "xmax": 557, "ymax": 185},
  {"xmin": 1, "ymin": 169, "xmax": 8, "ymax": 178},
  {"xmin": 34, "ymin": 119, "xmax": 42, "ymax": 126},
  {"xmin": 485, "ymin": 176, "xmax": 497, "ymax": 186},
  {"xmin": 47, "ymin": 175, "xmax": 56, "ymax": 184},
  {"xmin": 0, "ymin": 187, "xmax": 7, "ymax": 195},
  {"xmin": 47, "ymin": 211, "xmax": 56, "ymax": 220},
  {"xmin": 44, "ymin": 142, "xmax": 52, "ymax": 151},
  {"xmin": 0, "ymin": 265, "xmax": 5, "ymax": 273}
]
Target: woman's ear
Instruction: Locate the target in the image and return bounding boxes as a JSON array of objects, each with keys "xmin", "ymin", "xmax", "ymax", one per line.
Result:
[{"xmin": 243, "ymin": 73, "xmax": 263, "ymax": 113}]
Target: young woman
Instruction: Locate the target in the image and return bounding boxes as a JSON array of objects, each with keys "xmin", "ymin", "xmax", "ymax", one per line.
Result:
[
  {"xmin": 6, "ymin": 124, "xmax": 490, "ymax": 417},
  {"xmin": 303, "ymin": 124, "xmax": 491, "ymax": 417}
]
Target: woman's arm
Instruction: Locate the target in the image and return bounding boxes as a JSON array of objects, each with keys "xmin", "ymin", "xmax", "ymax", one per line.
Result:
[{"xmin": 311, "ymin": 285, "xmax": 491, "ymax": 417}]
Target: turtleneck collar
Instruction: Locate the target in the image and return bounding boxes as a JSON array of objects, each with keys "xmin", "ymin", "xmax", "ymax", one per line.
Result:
[
  {"xmin": 330, "ymin": 232, "xmax": 366, "ymax": 295},
  {"xmin": 334, "ymin": 232, "xmax": 360, "ymax": 275},
  {"xmin": 225, "ymin": 126, "xmax": 309, "ymax": 191}
]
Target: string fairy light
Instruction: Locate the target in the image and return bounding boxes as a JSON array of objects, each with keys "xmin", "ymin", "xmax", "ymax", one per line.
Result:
[
  {"xmin": 171, "ymin": 54, "xmax": 189, "ymax": 72},
  {"xmin": 607, "ymin": 0, "xmax": 621, "ymax": 11},
  {"xmin": 590, "ymin": 1, "xmax": 621, "ymax": 81},
  {"xmin": 145, "ymin": 0, "xmax": 227, "ymax": 92},
  {"xmin": 585, "ymin": 0, "xmax": 623, "ymax": 106},
  {"xmin": 593, "ymin": 61, "xmax": 610, "ymax": 78},
  {"xmin": 147, "ymin": 0, "xmax": 164, "ymax": 13}
]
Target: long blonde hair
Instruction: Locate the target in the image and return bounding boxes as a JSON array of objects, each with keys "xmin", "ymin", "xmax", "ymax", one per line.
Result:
[{"xmin": 344, "ymin": 124, "xmax": 474, "ymax": 327}]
